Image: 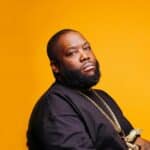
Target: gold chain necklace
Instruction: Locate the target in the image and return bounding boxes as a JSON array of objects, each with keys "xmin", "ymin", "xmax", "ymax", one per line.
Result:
[
  {"xmin": 78, "ymin": 90, "xmax": 122, "ymax": 134},
  {"xmin": 78, "ymin": 90, "xmax": 141, "ymax": 150}
]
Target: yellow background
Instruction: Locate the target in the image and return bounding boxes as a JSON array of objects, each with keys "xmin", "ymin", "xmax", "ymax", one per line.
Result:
[{"xmin": 0, "ymin": 0, "xmax": 150, "ymax": 149}]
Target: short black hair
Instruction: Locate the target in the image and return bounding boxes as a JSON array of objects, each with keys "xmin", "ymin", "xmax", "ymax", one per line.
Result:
[{"xmin": 47, "ymin": 29, "xmax": 78, "ymax": 63}]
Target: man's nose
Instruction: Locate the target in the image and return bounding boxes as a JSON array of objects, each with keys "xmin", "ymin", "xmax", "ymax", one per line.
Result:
[{"xmin": 79, "ymin": 49, "xmax": 90, "ymax": 62}]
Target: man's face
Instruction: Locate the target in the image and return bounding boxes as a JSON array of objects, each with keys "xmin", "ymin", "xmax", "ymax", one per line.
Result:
[{"xmin": 53, "ymin": 31, "xmax": 100, "ymax": 89}]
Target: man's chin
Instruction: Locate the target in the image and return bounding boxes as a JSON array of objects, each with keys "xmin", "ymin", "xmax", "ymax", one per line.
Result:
[
  {"xmin": 69, "ymin": 73, "xmax": 99, "ymax": 89},
  {"xmin": 58, "ymin": 61, "xmax": 100, "ymax": 89}
]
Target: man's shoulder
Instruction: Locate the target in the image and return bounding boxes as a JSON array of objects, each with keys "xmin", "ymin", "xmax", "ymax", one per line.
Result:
[
  {"xmin": 38, "ymin": 82, "xmax": 66, "ymax": 100},
  {"xmin": 36, "ymin": 82, "xmax": 76, "ymax": 107},
  {"xmin": 30, "ymin": 82, "xmax": 74, "ymax": 116}
]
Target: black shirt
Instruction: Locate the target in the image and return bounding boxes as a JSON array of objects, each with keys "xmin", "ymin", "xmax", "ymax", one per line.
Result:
[{"xmin": 27, "ymin": 82, "xmax": 133, "ymax": 150}]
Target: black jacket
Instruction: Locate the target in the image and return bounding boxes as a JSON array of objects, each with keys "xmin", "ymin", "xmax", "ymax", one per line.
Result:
[{"xmin": 27, "ymin": 82, "xmax": 133, "ymax": 150}]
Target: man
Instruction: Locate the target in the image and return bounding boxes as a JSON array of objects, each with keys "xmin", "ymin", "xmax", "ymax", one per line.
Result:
[{"xmin": 27, "ymin": 29, "xmax": 150, "ymax": 149}]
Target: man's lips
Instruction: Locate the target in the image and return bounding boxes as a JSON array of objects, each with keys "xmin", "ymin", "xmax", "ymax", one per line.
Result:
[{"xmin": 81, "ymin": 62, "xmax": 96, "ymax": 72}]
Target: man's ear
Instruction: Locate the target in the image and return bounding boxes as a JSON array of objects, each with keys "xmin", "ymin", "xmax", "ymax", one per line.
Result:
[{"xmin": 50, "ymin": 60, "xmax": 59, "ymax": 74}]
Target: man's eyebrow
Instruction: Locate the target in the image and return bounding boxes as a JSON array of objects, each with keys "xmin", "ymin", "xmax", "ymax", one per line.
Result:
[
  {"xmin": 66, "ymin": 46, "xmax": 78, "ymax": 50},
  {"xmin": 83, "ymin": 41, "xmax": 90, "ymax": 45},
  {"xmin": 65, "ymin": 41, "xmax": 90, "ymax": 51}
]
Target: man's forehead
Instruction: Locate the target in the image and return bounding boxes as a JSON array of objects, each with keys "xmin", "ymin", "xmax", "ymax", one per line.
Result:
[{"xmin": 57, "ymin": 31, "xmax": 88, "ymax": 47}]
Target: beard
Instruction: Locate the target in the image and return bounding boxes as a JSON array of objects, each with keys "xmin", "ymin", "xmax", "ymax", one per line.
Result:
[{"xmin": 56, "ymin": 60, "xmax": 101, "ymax": 90}]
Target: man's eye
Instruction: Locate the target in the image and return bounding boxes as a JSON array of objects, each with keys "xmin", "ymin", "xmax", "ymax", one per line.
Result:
[
  {"xmin": 83, "ymin": 46, "xmax": 91, "ymax": 51},
  {"xmin": 66, "ymin": 51, "xmax": 77, "ymax": 56}
]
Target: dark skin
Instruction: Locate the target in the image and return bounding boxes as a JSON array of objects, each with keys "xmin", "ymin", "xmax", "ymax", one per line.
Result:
[
  {"xmin": 51, "ymin": 31, "xmax": 97, "ymax": 79},
  {"xmin": 51, "ymin": 31, "xmax": 150, "ymax": 149}
]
